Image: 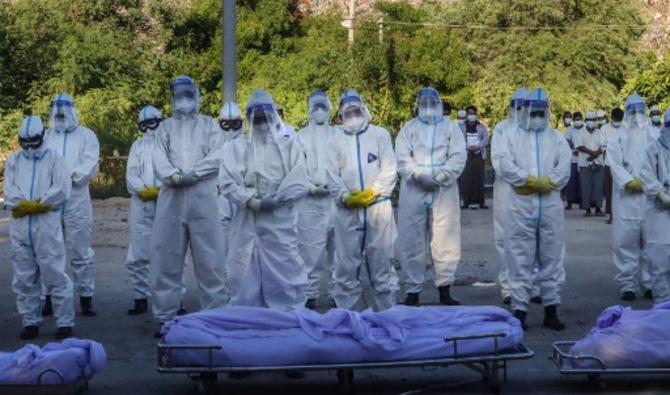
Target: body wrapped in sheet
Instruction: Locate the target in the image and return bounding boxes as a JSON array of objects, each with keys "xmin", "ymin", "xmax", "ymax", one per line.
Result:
[
  {"xmin": 0, "ymin": 339, "xmax": 106, "ymax": 385},
  {"xmin": 569, "ymin": 302, "xmax": 670, "ymax": 368},
  {"xmin": 162, "ymin": 306, "xmax": 523, "ymax": 367}
]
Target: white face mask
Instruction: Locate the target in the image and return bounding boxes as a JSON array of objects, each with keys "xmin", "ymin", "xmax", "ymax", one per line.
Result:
[
  {"xmin": 467, "ymin": 114, "xmax": 477, "ymax": 122},
  {"xmin": 174, "ymin": 98, "xmax": 197, "ymax": 114},
  {"xmin": 586, "ymin": 121, "xmax": 596, "ymax": 130},
  {"xmin": 529, "ymin": 117, "xmax": 548, "ymax": 132},
  {"xmin": 652, "ymin": 115, "xmax": 662, "ymax": 124},
  {"xmin": 343, "ymin": 116, "xmax": 366, "ymax": 133},
  {"xmin": 612, "ymin": 121, "xmax": 621, "ymax": 128},
  {"xmin": 311, "ymin": 108, "xmax": 329, "ymax": 125},
  {"xmin": 573, "ymin": 120, "xmax": 584, "ymax": 128},
  {"xmin": 54, "ymin": 119, "xmax": 68, "ymax": 132}
]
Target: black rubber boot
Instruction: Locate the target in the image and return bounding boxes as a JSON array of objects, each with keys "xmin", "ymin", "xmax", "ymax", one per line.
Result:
[
  {"xmin": 328, "ymin": 299, "xmax": 337, "ymax": 309},
  {"xmin": 54, "ymin": 327, "xmax": 73, "ymax": 340},
  {"xmin": 154, "ymin": 323, "xmax": 164, "ymax": 339},
  {"xmin": 80, "ymin": 296, "xmax": 97, "ymax": 317},
  {"xmin": 127, "ymin": 299, "xmax": 148, "ymax": 316},
  {"xmin": 543, "ymin": 305, "xmax": 566, "ymax": 331},
  {"xmin": 305, "ymin": 298, "xmax": 317, "ymax": 310},
  {"xmin": 403, "ymin": 293, "xmax": 420, "ymax": 306},
  {"xmin": 19, "ymin": 325, "xmax": 39, "ymax": 340},
  {"xmin": 438, "ymin": 286, "xmax": 460, "ymax": 306},
  {"xmin": 502, "ymin": 296, "xmax": 511, "ymax": 305},
  {"xmin": 530, "ymin": 296, "xmax": 542, "ymax": 304},
  {"xmin": 644, "ymin": 289, "xmax": 653, "ymax": 300},
  {"xmin": 513, "ymin": 310, "xmax": 527, "ymax": 330},
  {"xmin": 177, "ymin": 302, "xmax": 187, "ymax": 316},
  {"xmin": 621, "ymin": 291, "xmax": 636, "ymax": 301},
  {"xmin": 42, "ymin": 295, "xmax": 53, "ymax": 317}
]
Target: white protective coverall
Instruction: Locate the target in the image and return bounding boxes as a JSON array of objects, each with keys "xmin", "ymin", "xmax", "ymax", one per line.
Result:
[
  {"xmin": 43, "ymin": 93, "xmax": 99, "ymax": 298},
  {"xmin": 640, "ymin": 109, "xmax": 670, "ymax": 303},
  {"xmin": 296, "ymin": 91, "xmax": 337, "ymax": 302},
  {"xmin": 327, "ymin": 90, "xmax": 399, "ymax": 311},
  {"xmin": 607, "ymin": 92, "xmax": 652, "ymax": 296},
  {"xmin": 491, "ymin": 88, "xmax": 528, "ymax": 299},
  {"xmin": 151, "ymin": 76, "xmax": 228, "ymax": 322},
  {"xmin": 125, "ymin": 106, "xmax": 163, "ymax": 301},
  {"xmin": 500, "ymin": 88, "xmax": 571, "ymax": 312},
  {"xmin": 4, "ymin": 116, "xmax": 74, "ymax": 327},
  {"xmin": 221, "ymin": 89, "xmax": 309, "ymax": 309},
  {"xmin": 396, "ymin": 87, "xmax": 466, "ymax": 294}
]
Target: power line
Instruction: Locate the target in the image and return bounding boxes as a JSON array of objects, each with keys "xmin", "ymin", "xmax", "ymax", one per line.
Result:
[{"xmin": 382, "ymin": 20, "xmax": 648, "ymax": 31}]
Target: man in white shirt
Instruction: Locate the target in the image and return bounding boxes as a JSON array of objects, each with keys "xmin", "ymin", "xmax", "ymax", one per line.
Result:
[
  {"xmin": 600, "ymin": 108, "xmax": 625, "ymax": 224},
  {"xmin": 575, "ymin": 112, "xmax": 605, "ymax": 216}
]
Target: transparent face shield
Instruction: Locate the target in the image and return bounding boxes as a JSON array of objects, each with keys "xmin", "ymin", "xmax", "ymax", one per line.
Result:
[
  {"xmin": 524, "ymin": 100, "xmax": 549, "ymax": 132},
  {"xmin": 338, "ymin": 93, "xmax": 369, "ymax": 133},
  {"xmin": 308, "ymin": 91, "xmax": 332, "ymax": 125},
  {"xmin": 509, "ymin": 98, "xmax": 526, "ymax": 126},
  {"xmin": 624, "ymin": 102, "xmax": 648, "ymax": 130},
  {"xmin": 171, "ymin": 79, "xmax": 200, "ymax": 115},
  {"xmin": 50, "ymin": 97, "xmax": 78, "ymax": 132},
  {"xmin": 417, "ymin": 88, "xmax": 443, "ymax": 124},
  {"xmin": 247, "ymin": 103, "xmax": 280, "ymax": 138}
]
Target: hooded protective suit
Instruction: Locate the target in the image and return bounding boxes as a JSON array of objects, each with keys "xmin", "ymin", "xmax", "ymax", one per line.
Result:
[
  {"xmin": 220, "ymin": 89, "xmax": 308, "ymax": 309},
  {"xmin": 4, "ymin": 116, "xmax": 74, "ymax": 328},
  {"xmin": 327, "ymin": 90, "xmax": 399, "ymax": 311},
  {"xmin": 607, "ymin": 92, "xmax": 652, "ymax": 296},
  {"xmin": 640, "ymin": 109, "xmax": 670, "ymax": 303},
  {"xmin": 499, "ymin": 88, "xmax": 571, "ymax": 312},
  {"xmin": 492, "ymin": 88, "xmax": 528, "ymax": 299},
  {"xmin": 296, "ymin": 91, "xmax": 337, "ymax": 303},
  {"xmin": 125, "ymin": 106, "xmax": 163, "ymax": 301},
  {"xmin": 43, "ymin": 93, "xmax": 99, "ymax": 299},
  {"xmin": 396, "ymin": 87, "xmax": 466, "ymax": 295},
  {"xmin": 151, "ymin": 76, "xmax": 228, "ymax": 322}
]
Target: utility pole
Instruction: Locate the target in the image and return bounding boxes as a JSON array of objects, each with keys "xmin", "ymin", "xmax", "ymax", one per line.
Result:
[
  {"xmin": 222, "ymin": 0, "xmax": 236, "ymax": 103},
  {"xmin": 378, "ymin": 16, "xmax": 384, "ymax": 44},
  {"xmin": 341, "ymin": 0, "xmax": 355, "ymax": 47}
]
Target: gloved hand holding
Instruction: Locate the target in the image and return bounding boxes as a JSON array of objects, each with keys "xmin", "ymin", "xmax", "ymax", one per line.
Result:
[
  {"xmin": 33, "ymin": 199, "xmax": 53, "ymax": 215},
  {"xmin": 535, "ymin": 176, "xmax": 556, "ymax": 195},
  {"xmin": 415, "ymin": 172, "xmax": 439, "ymax": 191},
  {"xmin": 247, "ymin": 198, "xmax": 262, "ymax": 212},
  {"xmin": 12, "ymin": 199, "xmax": 52, "ymax": 218},
  {"xmin": 655, "ymin": 191, "xmax": 670, "ymax": 211},
  {"xmin": 625, "ymin": 178, "xmax": 644, "ymax": 193},
  {"xmin": 179, "ymin": 171, "xmax": 198, "ymax": 187},
  {"xmin": 344, "ymin": 188, "xmax": 377, "ymax": 209},
  {"xmin": 309, "ymin": 184, "xmax": 330, "ymax": 196},
  {"xmin": 434, "ymin": 170, "xmax": 449, "ymax": 185},
  {"xmin": 138, "ymin": 186, "xmax": 160, "ymax": 202},
  {"xmin": 514, "ymin": 176, "xmax": 538, "ymax": 196},
  {"xmin": 169, "ymin": 172, "xmax": 183, "ymax": 186},
  {"xmin": 247, "ymin": 196, "xmax": 279, "ymax": 212}
]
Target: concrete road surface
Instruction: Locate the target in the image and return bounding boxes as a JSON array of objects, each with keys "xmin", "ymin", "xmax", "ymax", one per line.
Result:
[{"xmin": 0, "ymin": 198, "xmax": 667, "ymax": 394}]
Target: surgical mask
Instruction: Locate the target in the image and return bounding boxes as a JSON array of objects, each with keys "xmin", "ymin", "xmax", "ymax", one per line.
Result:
[
  {"xmin": 599, "ymin": 119, "xmax": 608, "ymax": 126},
  {"xmin": 343, "ymin": 116, "xmax": 366, "ymax": 133},
  {"xmin": 586, "ymin": 121, "xmax": 596, "ymax": 130},
  {"xmin": 458, "ymin": 119, "xmax": 465, "ymax": 125},
  {"xmin": 174, "ymin": 98, "xmax": 197, "ymax": 114},
  {"xmin": 573, "ymin": 120, "xmax": 584, "ymax": 128},
  {"xmin": 528, "ymin": 113, "xmax": 548, "ymax": 132},
  {"xmin": 311, "ymin": 108, "xmax": 329, "ymax": 125},
  {"xmin": 467, "ymin": 114, "xmax": 477, "ymax": 122},
  {"xmin": 612, "ymin": 121, "xmax": 621, "ymax": 128},
  {"xmin": 254, "ymin": 123, "xmax": 272, "ymax": 135},
  {"xmin": 563, "ymin": 118, "xmax": 572, "ymax": 126},
  {"xmin": 652, "ymin": 115, "xmax": 662, "ymax": 124}
]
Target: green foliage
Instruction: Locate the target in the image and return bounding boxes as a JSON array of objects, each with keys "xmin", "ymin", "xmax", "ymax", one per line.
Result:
[{"xmin": 0, "ymin": 0, "xmax": 663, "ymax": 197}]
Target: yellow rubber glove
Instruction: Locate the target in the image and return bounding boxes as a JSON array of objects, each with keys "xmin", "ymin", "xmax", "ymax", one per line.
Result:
[
  {"xmin": 625, "ymin": 178, "xmax": 644, "ymax": 193},
  {"xmin": 138, "ymin": 186, "xmax": 161, "ymax": 202},
  {"xmin": 12, "ymin": 199, "xmax": 50, "ymax": 218},
  {"xmin": 514, "ymin": 176, "xmax": 538, "ymax": 196},
  {"xmin": 345, "ymin": 188, "xmax": 378, "ymax": 209},
  {"xmin": 535, "ymin": 176, "xmax": 557, "ymax": 195},
  {"xmin": 33, "ymin": 199, "xmax": 53, "ymax": 214}
]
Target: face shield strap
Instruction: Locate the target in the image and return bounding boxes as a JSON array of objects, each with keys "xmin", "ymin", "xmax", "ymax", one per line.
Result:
[
  {"xmin": 527, "ymin": 100, "xmax": 548, "ymax": 109},
  {"xmin": 246, "ymin": 103, "xmax": 275, "ymax": 120},
  {"xmin": 339, "ymin": 95, "xmax": 363, "ymax": 108},
  {"xmin": 625, "ymin": 102, "xmax": 646, "ymax": 113}
]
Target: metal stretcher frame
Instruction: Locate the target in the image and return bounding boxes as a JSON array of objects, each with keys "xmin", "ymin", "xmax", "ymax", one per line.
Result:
[
  {"xmin": 157, "ymin": 332, "xmax": 534, "ymax": 394},
  {"xmin": 0, "ymin": 368, "xmax": 88, "ymax": 395},
  {"xmin": 552, "ymin": 341, "xmax": 670, "ymax": 386}
]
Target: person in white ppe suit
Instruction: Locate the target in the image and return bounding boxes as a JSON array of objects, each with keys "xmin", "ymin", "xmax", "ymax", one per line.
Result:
[
  {"xmin": 641, "ymin": 109, "xmax": 670, "ymax": 304},
  {"xmin": 42, "ymin": 93, "xmax": 100, "ymax": 317},
  {"xmin": 221, "ymin": 89, "xmax": 308, "ymax": 309},
  {"xmin": 297, "ymin": 91, "xmax": 337, "ymax": 309},
  {"xmin": 124, "ymin": 106, "xmax": 163, "ymax": 316},
  {"xmin": 327, "ymin": 90, "xmax": 399, "ymax": 311},
  {"xmin": 608, "ymin": 92, "xmax": 653, "ymax": 301},
  {"xmin": 151, "ymin": 75, "xmax": 228, "ymax": 335},
  {"xmin": 499, "ymin": 88, "xmax": 571, "ymax": 330},
  {"xmin": 396, "ymin": 87, "xmax": 466, "ymax": 306},
  {"xmin": 649, "ymin": 105, "xmax": 662, "ymax": 139},
  {"xmin": 4, "ymin": 116, "xmax": 74, "ymax": 340},
  {"xmin": 492, "ymin": 88, "xmax": 528, "ymax": 304},
  {"xmin": 217, "ymin": 101, "xmax": 246, "ymax": 264}
]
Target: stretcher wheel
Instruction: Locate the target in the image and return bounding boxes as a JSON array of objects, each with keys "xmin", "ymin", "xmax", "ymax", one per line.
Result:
[
  {"xmin": 336, "ymin": 369, "xmax": 354, "ymax": 395},
  {"xmin": 587, "ymin": 373, "xmax": 605, "ymax": 389}
]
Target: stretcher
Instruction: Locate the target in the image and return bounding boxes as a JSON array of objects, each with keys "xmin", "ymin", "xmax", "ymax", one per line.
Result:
[
  {"xmin": 551, "ymin": 341, "xmax": 670, "ymax": 388},
  {"xmin": 0, "ymin": 368, "xmax": 87, "ymax": 395},
  {"xmin": 157, "ymin": 332, "xmax": 534, "ymax": 394}
]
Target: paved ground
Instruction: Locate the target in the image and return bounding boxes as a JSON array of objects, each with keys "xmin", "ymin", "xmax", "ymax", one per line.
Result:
[{"xmin": 0, "ymin": 198, "xmax": 666, "ymax": 394}]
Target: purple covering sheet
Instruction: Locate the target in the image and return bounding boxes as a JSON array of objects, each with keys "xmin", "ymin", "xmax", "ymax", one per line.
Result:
[
  {"xmin": 569, "ymin": 302, "xmax": 670, "ymax": 368},
  {"xmin": 162, "ymin": 305, "xmax": 523, "ymax": 367},
  {"xmin": 0, "ymin": 338, "xmax": 106, "ymax": 385}
]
